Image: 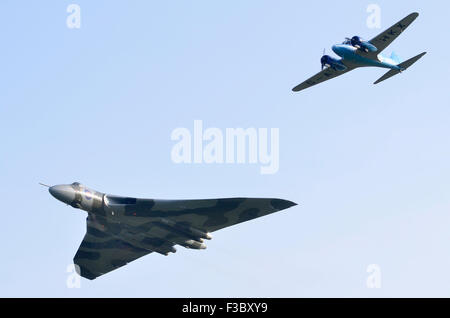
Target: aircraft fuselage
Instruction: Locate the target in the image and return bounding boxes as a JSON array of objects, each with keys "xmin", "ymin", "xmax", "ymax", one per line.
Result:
[{"xmin": 332, "ymin": 44, "xmax": 401, "ymax": 70}]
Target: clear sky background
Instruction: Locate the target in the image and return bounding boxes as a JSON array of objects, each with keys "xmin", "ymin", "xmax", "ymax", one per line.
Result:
[{"xmin": 1, "ymin": 0, "xmax": 449, "ymax": 297}]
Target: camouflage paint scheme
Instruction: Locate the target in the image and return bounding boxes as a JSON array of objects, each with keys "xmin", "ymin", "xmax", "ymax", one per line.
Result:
[{"xmin": 48, "ymin": 183, "xmax": 297, "ymax": 280}]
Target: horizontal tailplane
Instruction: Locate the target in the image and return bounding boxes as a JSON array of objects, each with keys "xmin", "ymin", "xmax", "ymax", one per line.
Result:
[{"xmin": 374, "ymin": 52, "xmax": 427, "ymax": 85}]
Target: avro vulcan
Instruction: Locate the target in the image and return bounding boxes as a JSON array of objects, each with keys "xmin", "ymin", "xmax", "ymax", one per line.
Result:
[{"xmin": 44, "ymin": 182, "xmax": 296, "ymax": 280}]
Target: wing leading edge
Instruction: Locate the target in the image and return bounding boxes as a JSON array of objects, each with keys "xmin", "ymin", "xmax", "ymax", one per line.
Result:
[
  {"xmin": 292, "ymin": 66, "xmax": 353, "ymax": 92},
  {"xmin": 146, "ymin": 197, "xmax": 297, "ymax": 233}
]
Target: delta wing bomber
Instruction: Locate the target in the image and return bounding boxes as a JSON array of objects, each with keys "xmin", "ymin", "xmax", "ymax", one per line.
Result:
[{"xmin": 44, "ymin": 182, "xmax": 297, "ymax": 280}]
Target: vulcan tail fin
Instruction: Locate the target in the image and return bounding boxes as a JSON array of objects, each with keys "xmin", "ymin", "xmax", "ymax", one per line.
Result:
[{"xmin": 374, "ymin": 52, "xmax": 427, "ymax": 85}]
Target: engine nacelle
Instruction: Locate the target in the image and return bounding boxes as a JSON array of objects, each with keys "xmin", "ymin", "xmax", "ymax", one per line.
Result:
[
  {"xmin": 180, "ymin": 239, "xmax": 207, "ymax": 250},
  {"xmin": 350, "ymin": 36, "xmax": 377, "ymax": 53},
  {"xmin": 321, "ymin": 55, "xmax": 347, "ymax": 71}
]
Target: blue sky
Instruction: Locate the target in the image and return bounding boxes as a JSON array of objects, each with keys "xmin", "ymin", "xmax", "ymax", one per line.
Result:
[{"xmin": 1, "ymin": 0, "xmax": 450, "ymax": 297}]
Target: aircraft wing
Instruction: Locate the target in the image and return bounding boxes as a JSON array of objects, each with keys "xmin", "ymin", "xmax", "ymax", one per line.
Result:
[
  {"xmin": 73, "ymin": 198, "xmax": 296, "ymax": 279},
  {"xmin": 368, "ymin": 12, "xmax": 419, "ymax": 55},
  {"xmin": 292, "ymin": 67, "xmax": 352, "ymax": 92},
  {"xmin": 73, "ymin": 214, "xmax": 174, "ymax": 280},
  {"xmin": 150, "ymin": 198, "xmax": 296, "ymax": 233}
]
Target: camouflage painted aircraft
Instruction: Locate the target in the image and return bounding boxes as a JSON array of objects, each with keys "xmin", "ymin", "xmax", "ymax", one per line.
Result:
[{"xmin": 44, "ymin": 182, "xmax": 297, "ymax": 280}]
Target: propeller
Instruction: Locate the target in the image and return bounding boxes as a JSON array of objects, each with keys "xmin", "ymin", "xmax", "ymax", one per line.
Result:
[{"xmin": 321, "ymin": 48, "xmax": 326, "ymax": 70}]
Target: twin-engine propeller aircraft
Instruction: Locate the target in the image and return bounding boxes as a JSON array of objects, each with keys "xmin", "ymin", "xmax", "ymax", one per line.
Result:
[
  {"xmin": 43, "ymin": 182, "xmax": 296, "ymax": 279},
  {"xmin": 292, "ymin": 12, "xmax": 426, "ymax": 92}
]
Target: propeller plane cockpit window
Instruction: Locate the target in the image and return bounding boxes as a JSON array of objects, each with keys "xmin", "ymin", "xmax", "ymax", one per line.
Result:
[{"xmin": 343, "ymin": 39, "xmax": 352, "ymax": 45}]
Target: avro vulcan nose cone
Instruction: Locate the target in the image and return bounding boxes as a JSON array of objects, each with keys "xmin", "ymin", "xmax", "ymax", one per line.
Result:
[{"xmin": 49, "ymin": 184, "xmax": 75, "ymax": 205}]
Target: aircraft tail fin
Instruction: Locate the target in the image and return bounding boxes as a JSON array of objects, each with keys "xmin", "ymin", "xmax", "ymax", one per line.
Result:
[
  {"xmin": 374, "ymin": 52, "xmax": 427, "ymax": 85},
  {"xmin": 390, "ymin": 52, "xmax": 402, "ymax": 64}
]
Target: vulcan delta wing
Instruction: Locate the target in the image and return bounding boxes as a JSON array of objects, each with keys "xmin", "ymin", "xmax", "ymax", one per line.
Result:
[{"xmin": 45, "ymin": 183, "xmax": 297, "ymax": 279}]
